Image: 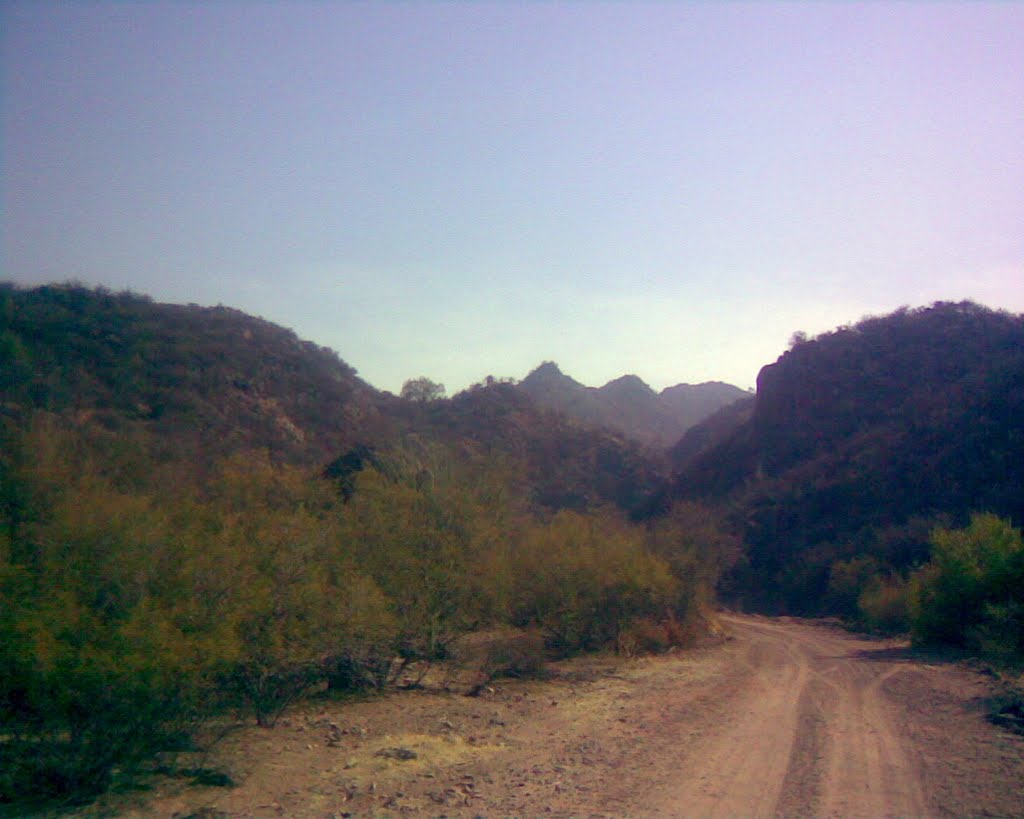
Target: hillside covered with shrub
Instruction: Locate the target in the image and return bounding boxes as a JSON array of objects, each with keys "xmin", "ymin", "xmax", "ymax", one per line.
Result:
[
  {"xmin": 4, "ymin": 285, "xmax": 1022, "ymax": 809},
  {"xmin": 671, "ymin": 301, "xmax": 1024, "ymax": 620},
  {"xmin": 0, "ymin": 283, "xmax": 669, "ymax": 518},
  {"xmin": 0, "ymin": 283, "xmax": 732, "ymax": 808}
]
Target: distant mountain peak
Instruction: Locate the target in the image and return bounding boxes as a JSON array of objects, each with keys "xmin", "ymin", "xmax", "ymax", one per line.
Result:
[
  {"xmin": 602, "ymin": 373, "xmax": 653, "ymax": 391},
  {"xmin": 600, "ymin": 374, "xmax": 656, "ymax": 401},
  {"xmin": 518, "ymin": 361, "xmax": 747, "ymax": 448},
  {"xmin": 521, "ymin": 361, "xmax": 582, "ymax": 390},
  {"xmin": 525, "ymin": 361, "xmax": 565, "ymax": 379},
  {"xmin": 661, "ymin": 380, "xmax": 739, "ymax": 396}
]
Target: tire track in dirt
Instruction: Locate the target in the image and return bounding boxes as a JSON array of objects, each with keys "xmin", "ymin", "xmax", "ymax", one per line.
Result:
[
  {"xmin": 644, "ymin": 616, "xmax": 931, "ymax": 817},
  {"xmin": 646, "ymin": 623, "xmax": 810, "ymax": 817},
  {"xmin": 819, "ymin": 663, "xmax": 927, "ymax": 818}
]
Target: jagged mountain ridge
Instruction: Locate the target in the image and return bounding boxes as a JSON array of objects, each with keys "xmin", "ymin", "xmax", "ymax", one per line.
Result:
[{"xmin": 518, "ymin": 361, "xmax": 748, "ymax": 448}]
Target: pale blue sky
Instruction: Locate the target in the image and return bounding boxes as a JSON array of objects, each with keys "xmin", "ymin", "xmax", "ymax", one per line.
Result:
[{"xmin": 3, "ymin": 2, "xmax": 1022, "ymax": 393}]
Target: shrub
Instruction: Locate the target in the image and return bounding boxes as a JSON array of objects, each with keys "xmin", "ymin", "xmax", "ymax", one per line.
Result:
[
  {"xmin": 826, "ymin": 556, "xmax": 881, "ymax": 620},
  {"xmin": 0, "ymin": 475, "xmax": 221, "ymax": 806},
  {"xmin": 911, "ymin": 514, "xmax": 1024, "ymax": 658},
  {"xmin": 616, "ymin": 615, "xmax": 694, "ymax": 657},
  {"xmin": 337, "ymin": 466, "xmax": 503, "ymax": 663},
  {"xmin": 480, "ymin": 630, "xmax": 548, "ymax": 680},
  {"xmin": 0, "ymin": 585, "xmax": 214, "ymax": 805},
  {"xmin": 511, "ymin": 511, "xmax": 678, "ymax": 655},
  {"xmin": 857, "ymin": 574, "xmax": 911, "ymax": 634}
]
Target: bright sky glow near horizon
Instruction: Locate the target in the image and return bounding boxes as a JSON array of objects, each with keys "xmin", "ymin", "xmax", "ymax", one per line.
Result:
[{"xmin": 3, "ymin": 2, "xmax": 1023, "ymax": 394}]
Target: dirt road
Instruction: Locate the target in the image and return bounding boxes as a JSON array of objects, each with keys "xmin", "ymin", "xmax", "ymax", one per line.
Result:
[
  {"xmin": 101, "ymin": 615, "xmax": 1024, "ymax": 818},
  {"xmin": 644, "ymin": 616, "xmax": 930, "ymax": 818}
]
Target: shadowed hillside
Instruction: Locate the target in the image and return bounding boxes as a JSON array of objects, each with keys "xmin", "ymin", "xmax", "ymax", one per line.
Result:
[
  {"xmin": 672, "ymin": 301, "xmax": 1024, "ymax": 614},
  {"xmin": 0, "ymin": 283, "xmax": 732, "ymax": 809},
  {"xmin": 403, "ymin": 380, "xmax": 666, "ymax": 516}
]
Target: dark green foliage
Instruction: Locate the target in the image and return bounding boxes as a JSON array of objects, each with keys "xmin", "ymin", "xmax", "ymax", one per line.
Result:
[
  {"xmin": 324, "ymin": 444, "xmax": 381, "ymax": 501},
  {"xmin": 400, "ymin": 376, "xmax": 446, "ymax": 402},
  {"xmin": 182, "ymin": 768, "xmax": 235, "ymax": 788},
  {"xmin": 989, "ymin": 691, "xmax": 1024, "ymax": 735}
]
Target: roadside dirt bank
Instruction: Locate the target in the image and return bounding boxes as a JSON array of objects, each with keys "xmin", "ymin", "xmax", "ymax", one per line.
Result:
[{"xmin": 76, "ymin": 615, "xmax": 1024, "ymax": 818}]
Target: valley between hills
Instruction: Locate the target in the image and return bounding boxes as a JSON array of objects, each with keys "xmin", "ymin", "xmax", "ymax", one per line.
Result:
[{"xmin": 2, "ymin": 284, "xmax": 1024, "ymax": 816}]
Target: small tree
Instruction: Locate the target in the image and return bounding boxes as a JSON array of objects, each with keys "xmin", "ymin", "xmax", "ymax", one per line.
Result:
[{"xmin": 400, "ymin": 377, "xmax": 446, "ymax": 403}]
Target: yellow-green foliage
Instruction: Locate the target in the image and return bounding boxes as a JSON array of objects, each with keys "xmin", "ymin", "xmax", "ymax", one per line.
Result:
[
  {"xmin": 644, "ymin": 501, "xmax": 740, "ymax": 617},
  {"xmin": 0, "ymin": 417, "xmax": 724, "ymax": 805},
  {"xmin": 911, "ymin": 514, "xmax": 1024, "ymax": 658},
  {"xmin": 0, "ymin": 430, "xmax": 390, "ymax": 797},
  {"xmin": 511, "ymin": 510, "xmax": 678, "ymax": 655},
  {"xmin": 336, "ymin": 460, "xmax": 515, "ymax": 661},
  {"xmin": 0, "ymin": 474, "xmax": 222, "ymax": 799},
  {"xmin": 826, "ymin": 556, "xmax": 882, "ymax": 620}
]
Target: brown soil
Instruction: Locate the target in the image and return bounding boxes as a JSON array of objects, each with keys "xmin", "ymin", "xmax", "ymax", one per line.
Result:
[{"xmin": 81, "ymin": 615, "xmax": 1024, "ymax": 818}]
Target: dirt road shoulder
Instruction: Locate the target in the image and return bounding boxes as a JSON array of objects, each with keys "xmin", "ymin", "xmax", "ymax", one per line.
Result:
[{"xmin": 81, "ymin": 616, "xmax": 1024, "ymax": 818}]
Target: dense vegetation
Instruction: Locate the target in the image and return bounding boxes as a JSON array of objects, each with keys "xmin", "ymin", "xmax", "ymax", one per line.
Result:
[
  {"xmin": 0, "ymin": 284, "xmax": 730, "ymax": 808},
  {"xmin": 0, "ymin": 283, "xmax": 670, "ymax": 519},
  {"xmin": 0, "ymin": 416, "xmax": 727, "ymax": 806},
  {"xmin": 911, "ymin": 514, "xmax": 1024, "ymax": 659},
  {"xmin": 671, "ymin": 301, "xmax": 1024, "ymax": 633},
  {"xmin": 0, "ymin": 282, "xmax": 386, "ymax": 466},
  {"xmin": 4, "ymin": 285, "xmax": 1022, "ymax": 808}
]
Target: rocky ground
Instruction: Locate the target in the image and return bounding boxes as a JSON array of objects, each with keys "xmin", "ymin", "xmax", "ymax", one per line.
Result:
[{"xmin": 74, "ymin": 615, "xmax": 1024, "ymax": 818}]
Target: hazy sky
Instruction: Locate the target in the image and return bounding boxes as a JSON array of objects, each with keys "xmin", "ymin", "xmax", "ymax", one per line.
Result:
[{"xmin": 3, "ymin": 2, "xmax": 1022, "ymax": 394}]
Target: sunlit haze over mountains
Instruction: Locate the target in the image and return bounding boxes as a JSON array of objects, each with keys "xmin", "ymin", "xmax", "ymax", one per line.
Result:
[{"xmin": 3, "ymin": 2, "xmax": 1022, "ymax": 393}]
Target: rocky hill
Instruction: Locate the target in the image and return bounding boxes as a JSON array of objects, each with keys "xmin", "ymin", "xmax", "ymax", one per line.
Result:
[
  {"xmin": 0, "ymin": 283, "xmax": 398, "ymax": 465},
  {"xmin": 518, "ymin": 361, "xmax": 747, "ymax": 448},
  {"xmin": 671, "ymin": 301, "xmax": 1024, "ymax": 613},
  {"xmin": 0, "ymin": 283, "xmax": 665, "ymax": 515}
]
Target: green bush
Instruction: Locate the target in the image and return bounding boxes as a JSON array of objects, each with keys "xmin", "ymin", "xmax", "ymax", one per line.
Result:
[
  {"xmin": 0, "ymin": 466, "xmax": 223, "ymax": 806},
  {"xmin": 338, "ymin": 466, "xmax": 503, "ymax": 662},
  {"xmin": 911, "ymin": 514, "xmax": 1024, "ymax": 658},
  {"xmin": 0, "ymin": 580, "xmax": 213, "ymax": 805},
  {"xmin": 0, "ymin": 419, "xmax": 724, "ymax": 807}
]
